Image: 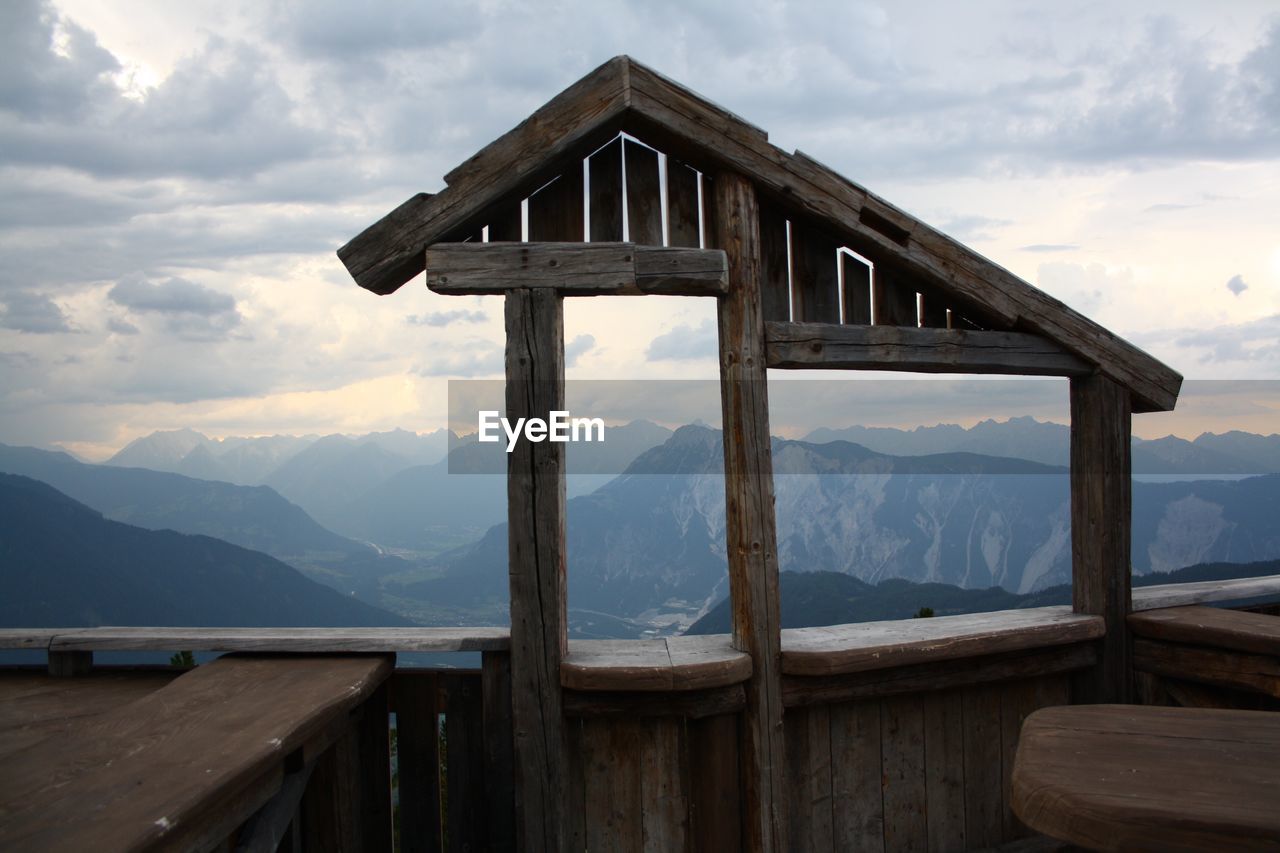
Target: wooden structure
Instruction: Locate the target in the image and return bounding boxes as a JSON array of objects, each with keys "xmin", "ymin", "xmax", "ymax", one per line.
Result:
[
  {"xmin": 1012, "ymin": 704, "xmax": 1280, "ymax": 849},
  {"xmin": 13, "ymin": 57, "xmax": 1280, "ymax": 852}
]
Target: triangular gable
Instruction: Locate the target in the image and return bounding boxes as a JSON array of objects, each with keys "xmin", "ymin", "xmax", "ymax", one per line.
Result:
[{"xmin": 338, "ymin": 56, "xmax": 1181, "ymax": 412}]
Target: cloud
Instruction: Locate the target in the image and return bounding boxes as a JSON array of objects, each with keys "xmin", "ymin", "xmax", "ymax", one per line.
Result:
[
  {"xmin": 0, "ymin": 290, "xmax": 74, "ymax": 333},
  {"xmin": 1035, "ymin": 262, "xmax": 1132, "ymax": 316},
  {"xmin": 413, "ymin": 342, "xmax": 503, "ymax": 378},
  {"xmin": 1226, "ymin": 274, "xmax": 1248, "ymax": 296},
  {"xmin": 407, "ymin": 309, "xmax": 487, "ymax": 327},
  {"xmin": 1021, "ymin": 244, "xmax": 1078, "ymax": 253},
  {"xmin": 107, "ymin": 275, "xmax": 241, "ymax": 340},
  {"xmin": 106, "ymin": 316, "xmax": 138, "ymax": 335},
  {"xmin": 565, "ymin": 334, "xmax": 595, "ymax": 367},
  {"xmin": 1174, "ymin": 315, "xmax": 1280, "ymax": 364},
  {"xmin": 646, "ymin": 319, "xmax": 717, "ymax": 362}
]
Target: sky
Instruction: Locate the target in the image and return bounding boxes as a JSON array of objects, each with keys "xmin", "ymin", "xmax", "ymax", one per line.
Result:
[{"xmin": 1, "ymin": 0, "xmax": 1278, "ymax": 460}]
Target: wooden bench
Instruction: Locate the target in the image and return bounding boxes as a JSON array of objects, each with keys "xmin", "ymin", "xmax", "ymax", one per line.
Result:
[
  {"xmin": 1012, "ymin": 704, "xmax": 1280, "ymax": 850},
  {"xmin": 1128, "ymin": 605, "xmax": 1280, "ymax": 701},
  {"xmin": 0, "ymin": 654, "xmax": 393, "ymax": 852}
]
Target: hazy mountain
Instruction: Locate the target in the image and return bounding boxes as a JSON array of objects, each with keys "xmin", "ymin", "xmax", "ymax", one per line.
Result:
[
  {"xmin": 0, "ymin": 474, "xmax": 410, "ymax": 628},
  {"xmin": 108, "ymin": 427, "xmax": 213, "ymax": 472},
  {"xmin": 804, "ymin": 417, "xmax": 1280, "ymax": 476},
  {"xmin": 402, "ymin": 426, "xmax": 1280, "ymax": 631}
]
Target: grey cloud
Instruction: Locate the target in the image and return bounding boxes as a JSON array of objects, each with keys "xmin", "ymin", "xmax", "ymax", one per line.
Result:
[
  {"xmin": 1021, "ymin": 244, "xmax": 1079, "ymax": 253},
  {"xmin": 0, "ymin": 1, "xmax": 118, "ymax": 120},
  {"xmin": 281, "ymin": 0, "xmax": 483, "ymax": 59},
  {"xmin": 0, "ymin": 290, "xmax": 74, "ymax": 333},
  {"xmin": 107, "ymin": 316, "xmax": 138, "ymax": 335},
  {"xmin": 565, "ymin": 334, "xmax": 596, "ymax": 367},
  {"xmin": 1226, "ymin": 275, "xmax": 1248, "ymax": 296},
  {"xmin": 407, "ymin": 309, "xmax": 487, "ymax": 327},
  {"xmin": 414, "ymin": 343, "xmax": 503, "ymax": 378},
  {"xmin": 1171, "ymin": 315, "xmax": 1280, "ymax": 364},
  {"xmin": 646, "ymin": 320, "xmax": 717, "ymax": 362},
  {"xmin": 109, "ymin": 275, "xmax": 237, "ymax": 317}
]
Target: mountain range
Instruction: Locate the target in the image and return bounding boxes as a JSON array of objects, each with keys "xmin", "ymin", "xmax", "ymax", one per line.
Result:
[{"xmin": 0, "ymin": 473, "xmax": 408, "ymax": 628}]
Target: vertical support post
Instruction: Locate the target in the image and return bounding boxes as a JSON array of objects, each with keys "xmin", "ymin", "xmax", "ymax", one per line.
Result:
[
  {"xmin": 710, "ymin": 172, "xmax": 788, "ymax": 853},
  {"xmin": 505, "ymin": 287, "xmax": 569, "ymax": 852},
  {"xmin": 1070, "ymin": 374, "xmax": 1133, "ymax": 703}
]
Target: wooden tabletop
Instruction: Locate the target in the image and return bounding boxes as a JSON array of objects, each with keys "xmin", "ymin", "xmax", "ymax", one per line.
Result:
[{"xmin": 1012, "ymin": 704, "xmax": 1280, "ymax": 851}]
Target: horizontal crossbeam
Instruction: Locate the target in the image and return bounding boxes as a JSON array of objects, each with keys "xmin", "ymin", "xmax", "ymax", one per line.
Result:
[{"xmin": 424, "ymin": 242, "xmax": 728, "ymax": 296}]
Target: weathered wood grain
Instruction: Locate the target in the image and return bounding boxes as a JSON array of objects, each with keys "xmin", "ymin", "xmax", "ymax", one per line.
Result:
[
  {"xmin": 1128, "ymin": 605, "xmax": 1280, "ymax": 655},
  {"xmin": 39, "ymin": 626, "xmax": 509, "ymax": 653},
  {"xmin": 505, "ymin": 286, "xmax": 570, "ymax": 853},
  {"xmin": 789, "ymin": 220, "xmax": 841, "ymax": 324},
  {"xmin": 582, "ymin": 718, "xmax": 643, "ymax": 852},
  {"xmin": 785, "ymin": 704, "xmax": 833, "ymax": 852},
  {"xmin": 640, "ymin": 717, "xmax": 689, "ymax": 852},
  {"xmin": 528, "ymin": 167, "xmax": 584, "ymax": 242},
  {"xmin": 1133, "ymin": 574, "xmax": 1280, "ymax": 611},
  {"xmin": 357, "ymin": 683, "xmax": 394, "ymax": 851},
  {"xmin": 780, "ymin": 606, "xmax": 1104, "ymax": 677},
  {"xmin": 0, "ymin": 630, "xmax": 56, "ymax": 650},
  {"xmin": 487, "ymin": 200, "xmax": 523, "ymax": 242},
  {"xmin": 47, "ymin": 650, "xmax": 91, "ymax": 677},
  {"xmin": 759, "ymin": 200, "xmax": 790, "ymax": 321},
  {"xmin": 765, "ymin": 321, "xmax": 1092, "ymax": 376},
  {"xmin": 443, "ymin": 672, "xmax": 487, "ymax": 852},
  {"xmin": 782, "ymin": 643, "xmax": 1095, "ymax": 708},
  {"xmin": 624, "ymin": 139, "xmax": 663, "ymax": 246},
  {"xmin": 830, "ymin": 700, "xmax": 884, "ymax": 852},
  {"xmin": 0, "ymin": 655, "xmax": 392, "ymax": 852},
  {"xmin": 689, "ymin": 713, "xmax": 741, "ymax": 852},
  {"xmin": 562, "ymin": 684, "xmax": 746, "ymax": 718},
  {"xmin": 962, "ymin": 684, "xmax": 1005, "ymax": 849},
  {"xmin": 923, "ymin": 690, "xmax": 966, "ymax": 853},
  {"xmin": 425, "ymin": 242, "xmax": 728, "ymax": 296},
  {"xmin": 1012, "ymin": 705, "xmax": 1280, "ymax": 850},
  {"xmin": 666, "ymin": 158, "xmax": 701, "ymax": 248},
  {"xmin": 873, "ymin": 265, "xmax": 919, "ymax": 328},
  {"xmin": 560, "ymin": 634, "xmax": 752, "ymax": 692},
  {"xmin": 1132, "ymin": 639, "xmax": 1280, "ymax": 698},
  {"xmin": 481, "ymin": 651, "xmax": 516, "ymax": 852},
  {"xmin": 880, "ymin": 694, "xmax": 928, "ymax": 851},
  {"xmin": 917, "ymin": 284, "xmax": 949, "ymax": 329},
  {"xmin": 1070, "ymin": 374, "xmax": 1133, "ymax": 704},
  {"xmin": 589, "ymin": 137, "xmax": 624, "ymax": 242},
  {"xmin": 711, "ymin": 171, "xmax": 788, "ymax": 853},
  {"xmin": 841, "ymin": 253, "xmax": 872, "ymax": 326},
  {"xmin": 392, "ymin": 672, "xmax": 442, "ymax": 853}
]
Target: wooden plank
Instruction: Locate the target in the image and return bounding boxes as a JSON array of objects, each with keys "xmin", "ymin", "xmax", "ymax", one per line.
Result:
[
  {"xmin": 1012, "ymin": 705, "xmax": 1280, "ymax": 850},
  {"xmin": 759, "ymin": 200, "xmax": 790, "ymax": 322},
  {"xmin": 582, "ymin": 718, "xmax": 643, "ymax": 852},
  {"xmin": 923, "ymin": 691, "xmax": 966, "ymax": 853},
  {"xmin": 1070, "ymin": 374, "xmax": 1133, "ymax": 703},
  {"xmin": 339, "ymin": 56, "xmax": 627, "ymax": 294},
  {"xmin": 1133, "ymin": 639, "xmax": 1280, "ymax": 698},
  {"xmin": 487, "ymin": 200, "xmax": 523, "ymax": 242},
  {"xmin": 622, "ymin": 62, "xmax": 1181, "ymax": 409},
  {"xmin": 528, "ymin": 167, "xmax": 584, "ymax": 242},
  {"xmin": 841, "ymin": 253, "xmax": 872, "ymax": 325},
  {"xmin": 300, "ymin": 723, "xmax": 358, "ymax": 853},
  {"xmin": 830, "ymin": 700, "xmax": 884, "ymax": 853},
  {"xmin": 666, "ymin": 158, "xmax": 700, "ymax": 248},
  {"xmin": 563, "ymin": 684, "xmax": 746, "ymax": 718},
  {"xmin": 425, "ymin": 242, "xmax": 728, "ymax": 297},
  {"xmin": 357, "ymin": 683, "xmax": 394, "ymax": 852},
  {"xmin": 640, "ymin": 718, "xmax": 689, "ymax": 852},
  {"xmin": 765, "ymin": 322, "xmax": 1092, "ymax": 376},
  {"xmin": 504, "ymin": 286, "xmax": 570, "ymax": 853},
  {"xmin": 481, "ymin": 651, "xmax": 515, "ymax": 853},
  {"xmin": 780, "ymin": 606, "xmax": 1104, "ymax": 677},
  {"xmin": 917, "ymin": 285, "xmax": 949, "ymax": 329},
  {"xmin": 711, "ymin": 171, "xmax": 788, "ymax": 853},
  {"xmin": 789, "ymin": 220, "xmax": 841, "ymax": 324},
  {"xmin": 0, "ymin": 655, "xmax": 392, "ymax": 852},
  {"xmin": 873, "ymin": 266, "xmax": 919, "ymax": 328},
  {"xmin": 624, "ymin": 139, "xmax": 663, "ymax": 246},
  {"xmin": 47, "ymin": 650, "xmax": 91, "ymax": 677},
  {"xmin": 1134, "ymin": 575, "xmax": 1280, "ymax": 611},
  {"xmin": 0, "ymin": 629, "xmax": 57, "ymax": 650},
  {"xmin": 561, "ymin": 635, "xmax": 752, "ymax": 692},
  {"xmin": 1000, "ymin": 679, "xmax": 1044, "ymax": 842},
  {"xmin": 785, "ymin": 704, "xmax": 833, "ymax": 852},
  {"xmin": 443, "ymin": 673, "xmax": 486, "ymax": 852},
  {"xmin": 783, "ymin": 643, "xmax": 1096, "ymax": 708},
  {"xmin": 394, "ymin": 673, "xmax": 442, "ymax": 853},
  {"xmin": 962, "ymin": 684, "xmax": 1004, "ymax": 849},
  {"xmin": 589, "ymin": 137, "xmax": 624, "ymax": 242},
  {"xmin": 46, "ymin": 626, "xmax": 509, "ymax": 653},
  {"xmin": 880, "ymin": 695, "xmax": 927, "ymax": 852},
  {"xmin": 689, "ymin": 713, "xmax": 741, "ymax": 852},
  {"xmin": 1128, "ymin": 605, "xmax": 1280, "ymax": 655}
]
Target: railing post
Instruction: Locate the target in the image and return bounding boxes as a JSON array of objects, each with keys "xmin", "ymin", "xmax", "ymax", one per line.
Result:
[
  {"xmin": 504, "ymin": 287, "xmax": 570, "ymax": 851},
  {"xmin": 710, "ymin": 171, "xmax": 788, "ymax": 853},
  {"xmin": 481, "ymin": 650, "xmax": 515, "ymax": 851},
  {"xmin": 1070, "ymin": 374, "xmax": 1133, "ymax": 703}
]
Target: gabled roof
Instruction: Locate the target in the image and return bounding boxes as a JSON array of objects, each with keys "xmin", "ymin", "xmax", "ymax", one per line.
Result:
[{"xmin": 338, "ymin": 56, "xmax": 1181, "ymax": 412}]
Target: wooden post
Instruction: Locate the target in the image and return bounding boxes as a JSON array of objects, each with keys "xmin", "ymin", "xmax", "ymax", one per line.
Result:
[
  {"xmin": 710, "ymin": 171, "xmax": 788, "ymax": 853},
  {"xmin": 48, "ymin": 650, "xmax": 92, "ymax": 677},
  {"xmin": 505, "ymin": 287, "xmax": 569, "ymax": 852},
  {"xmin": 1070, "ymin": 374, "xmax": 1133, "ymax": 703},
  {"xmin": 481, "ymin": 651, "xmax": 515, "ymax": 852}
]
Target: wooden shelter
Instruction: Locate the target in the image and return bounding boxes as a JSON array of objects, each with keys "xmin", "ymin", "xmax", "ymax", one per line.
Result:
[
  {"xmin": 13, "ymin": 56, "xmax": 1280, "ymax": 853},
  {"xmin": 338, "ymin": 55, "xmax": 1181, "ymax": 852}
]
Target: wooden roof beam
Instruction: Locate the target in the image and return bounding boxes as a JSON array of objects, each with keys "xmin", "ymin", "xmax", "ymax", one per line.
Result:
[
  {"xmin": 765, "ymin": 321, "xmax": 1093, "ymax": 377},
  {"xmin": 425, "ymin": 242, "xmax": 728, "ymax": 296}
]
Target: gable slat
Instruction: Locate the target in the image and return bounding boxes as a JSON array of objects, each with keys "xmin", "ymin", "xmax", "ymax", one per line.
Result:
[
  {"xmin": 529, "ymin": 168, "xmax": 584, "ymax": 242},
  {"xmin": 790, "ymin": 221, "xmax": 840, "ymax": 325},
  {"xmin": 874, "ymin": 267, "xmax": 919, "ymax": 328},
  {"xmin": 841, "ymin": 253, "xmax": 872, "ymax": 326},
  {"xmin": 666, "ymin": 159, "xmax": 701, "ymax": 248},
  {"xmin": 623, "ymin": 140, "xmax": 662, "ymax": 246},
  {"xmin": 589, "ymin": 139, "xmax": 623, "ymax": 243},
  {"xmin": 759, "ymin": 201, "xmax": 790, "ymax": 322}
]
